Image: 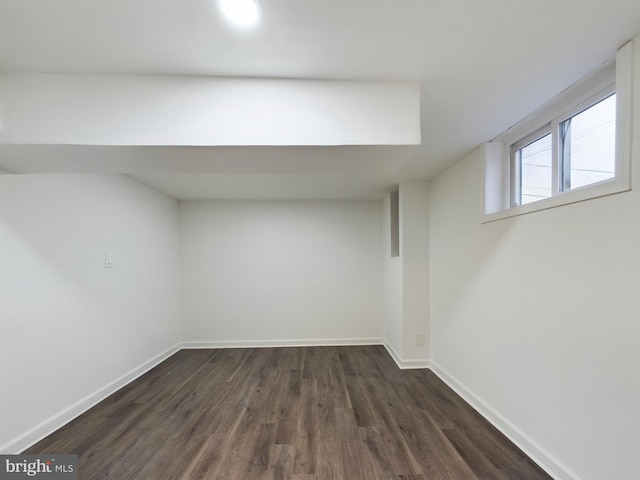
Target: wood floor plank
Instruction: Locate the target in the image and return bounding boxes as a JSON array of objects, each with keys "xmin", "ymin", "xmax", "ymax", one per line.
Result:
[
  {"xmin": 274, "ymin": 368, "xmax": 303, "ymax": 445},
  {"xmin": 177, "ymin": 404, "xmax": 247, "ymax": 479},
  {"xmin": 344, "ymin": 374, "xmax": 377, "ymax": 427},
  {"xmin": 361, "ymin": 384, "xmax": 422, "ymax": 476},
  {"xmin": 270, "ymin": 444, "xmax": 295, "ymax": 480},
  {"xmin": 316, "ymin": 391, "xmax": 340, "ymax": 480},
  {"xmin": 359, "ymin": 426, "xmax": 404, "ymax": 478},
  {"xmin": 393, "ymin": 406, "xmax": 479, "ymax": 480},
  {"xmin": 441, "ymin": 428, "xmax": 511, "ymax": 480},
  {"xmin": 25, "ymin": 346, "xmax": 553, "ymax": 480},
  {"xmin": 241, "ymin": 423, "xmax": 278, "ymax": 479},
  {"xmin": 135, "ymin": 432, "xmax": 208, "ymax": 480},
  {"xmin": 293, "ymin": 378, "xmax": 319, "ymax": 475},
  {"xmin": 334, "ymin": 407, "xmax": 385, "ymax": 480}
]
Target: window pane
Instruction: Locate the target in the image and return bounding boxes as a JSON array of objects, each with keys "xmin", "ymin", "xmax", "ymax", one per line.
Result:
[
  {"xmin": 562, "ymin": 94, "xmax": 616, "ymax": 190},
  {"xmin": 520, "ymin": 133, "xmax": 552, "ymax": 205}
]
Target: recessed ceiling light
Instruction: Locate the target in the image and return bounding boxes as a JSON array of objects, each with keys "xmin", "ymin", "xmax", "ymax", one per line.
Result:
[{"xmin": 218, "ymin": 0, "xmax": 260, "ymax": 28}]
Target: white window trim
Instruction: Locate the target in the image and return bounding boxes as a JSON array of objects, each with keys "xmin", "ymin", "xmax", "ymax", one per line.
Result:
[{"xmin": 482, "ymin": 40, "xmax": 633, "ymax": 222}]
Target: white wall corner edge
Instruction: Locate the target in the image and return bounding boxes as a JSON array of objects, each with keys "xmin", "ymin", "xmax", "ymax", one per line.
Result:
[
  {"xmin": 428, "ymin": 360, "xmax": 584, "ymax": 480},
  {"xmin": 383, "ymin": 341, "xmax": 430, "ymax": 370},
  {"xmin": 181, "ymin": 338, "xmax": 385, "ymax": 349},
  {"xmin": 0, "ymin": 343, "xmax": 182, "ymax": 455}
]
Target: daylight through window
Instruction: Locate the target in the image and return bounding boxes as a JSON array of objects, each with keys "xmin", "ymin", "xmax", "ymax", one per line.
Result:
[
  {"xmin": 511, "ymin": 92, "xmax": 616, "ymax": 207},
  {"xmin": 560, "ymin": 94, "xmax": 616, "ymax": 191}
]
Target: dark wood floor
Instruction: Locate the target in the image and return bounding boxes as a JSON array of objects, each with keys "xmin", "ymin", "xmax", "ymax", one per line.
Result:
[{"xmin": 26, "ymin": 346, "xmax": 552, "ymax": 480}]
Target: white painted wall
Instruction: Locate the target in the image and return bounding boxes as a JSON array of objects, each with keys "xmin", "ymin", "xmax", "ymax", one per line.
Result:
[
  {"xmin": 0, "ymin": 74, "xmax": 420, "ymax": 147},
  {"xmin": 399, "ymin": 181, "xmax": 430, "ymax": 363},
  {"xmin": 180, "ymin": 200, "xmax": 384, "ymax": 344},
  {"xmin": 381, "ymin": 184, "xmax": 430, "ymax": 367},
  {"xmin": 0, "ymin": 174, "xmax": 181, "ymax": 453},
  {"xmin": 429, "ymin": 36, "xmax": 640, "ymax": 480},
  {"xmin": 382, "ymin": 193, "xmax": 403, "ymax": 357}
]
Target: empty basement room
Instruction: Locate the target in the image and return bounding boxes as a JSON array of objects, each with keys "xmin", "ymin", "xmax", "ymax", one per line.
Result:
[{"xmin": 1, "ymin": 1, "xmax": 640, "ymax": 480}]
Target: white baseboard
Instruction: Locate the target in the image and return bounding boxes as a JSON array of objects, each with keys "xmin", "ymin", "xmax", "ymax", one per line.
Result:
[
  {"xmin": 383, "ymin": 341, "xmax": 430, "ymax": 369},
  {"xmin": 0, "ymin": 343, "xmax": 181, "ymax": 455},
  {"xmin": 181, "ymin": 337, "xmax": 385, "ymax": 349},
  {"xmin": 429, "ymin": 360, "xmax": 582, "ymax": 480}
]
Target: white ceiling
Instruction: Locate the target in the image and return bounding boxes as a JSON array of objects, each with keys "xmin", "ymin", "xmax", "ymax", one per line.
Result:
[{"xmin": 2, "ymin": 0, "xmax": 640, "ymax": 199}]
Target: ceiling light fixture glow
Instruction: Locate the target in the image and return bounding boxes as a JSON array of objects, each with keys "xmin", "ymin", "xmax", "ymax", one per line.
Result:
[{"xmin": 218, "ymin": 0, "xmax": 260, "ymax": 28}]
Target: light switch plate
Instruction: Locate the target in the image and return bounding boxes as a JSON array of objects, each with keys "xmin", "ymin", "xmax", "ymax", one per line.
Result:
[{"xmin": 105, "ymin": 252, "xmax": 114, "ymax": 268}]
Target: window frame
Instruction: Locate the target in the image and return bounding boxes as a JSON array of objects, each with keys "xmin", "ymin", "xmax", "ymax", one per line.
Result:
[
  {"xmin": 509, "ymin": 86, "xmax": 617, "ymax": 207},
  {"xmin": 482, "ymin": 40, "xmax": 633, "ymax": 222},
  {"xmin": 509, "ymin": 124, "xmax": 553, "ymax": 207}
]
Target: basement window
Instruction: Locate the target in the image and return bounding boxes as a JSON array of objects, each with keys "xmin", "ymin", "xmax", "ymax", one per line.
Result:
[
  {"xmin": 559, "ymin": 93, "xmax": 616, "ymax": 191},
  {"xmin": 511, "ymin": 128, "xmax": 553, "ymax": 205},
  {"xmin": 510, "ymin": 91, "xmax": 616, "ymax": 207},
  {"xmin": 482, "ymin": 41, "xmax": 633, "ymax": 221}
]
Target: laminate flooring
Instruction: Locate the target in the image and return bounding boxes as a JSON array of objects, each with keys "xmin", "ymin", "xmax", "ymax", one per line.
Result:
[{"xmin": 26, "ymin": 346, "xmax": 553, "ymax": 480}]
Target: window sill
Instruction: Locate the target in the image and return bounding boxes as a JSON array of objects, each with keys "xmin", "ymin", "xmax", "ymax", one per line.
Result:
[{"xmin": 481, "ymin": 178, "xmax": 631, "ymax": 223}]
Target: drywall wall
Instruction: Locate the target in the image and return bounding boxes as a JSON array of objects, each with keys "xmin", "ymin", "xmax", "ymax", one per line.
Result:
[
  {"xmin": 0, "ymin": 174, "xmax": 181, "ymax": 453},
  {"xmin": 180, "ymin": 200, "xmax": 384, "ymax": 345},
  {"xmin": 382, "ymin": 193, "xmax": 403, "ymax": 358},
  {"xmin": 399, "ymin": 181, "xmax": 430, "ymax": 363},
  {"xmin": 382, "ymin": 184, "xmax": 430, "ymax": 367},
  {"xmin": 429, "ymin": 37, "xmax": 640, "ymax": 480}
]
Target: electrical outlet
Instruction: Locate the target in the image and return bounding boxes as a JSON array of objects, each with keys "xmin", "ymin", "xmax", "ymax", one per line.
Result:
[{"xmin": 415, "ymin": 332, "xmax": 426, "ymax": 346}]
